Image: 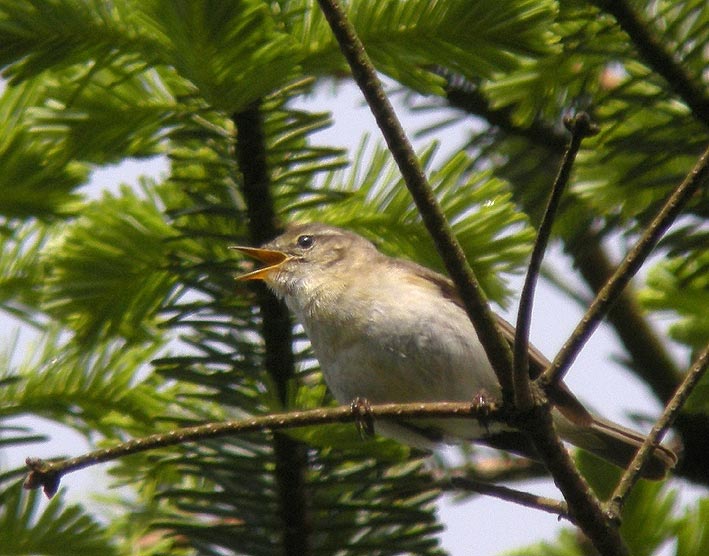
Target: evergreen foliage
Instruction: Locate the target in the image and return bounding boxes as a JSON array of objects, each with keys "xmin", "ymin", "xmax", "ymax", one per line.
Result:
[{"xmin": 0, "ymin": 1, "xmax": 706, "ymax": 554}]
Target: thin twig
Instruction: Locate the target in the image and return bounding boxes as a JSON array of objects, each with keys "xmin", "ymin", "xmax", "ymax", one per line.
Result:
[
  {"xmin": 314, "ymin": 0, "xmax": 515, "ymax": 402},
  {"xmin": 508, "ymin": 113, "xmax": 627, "ymax": 555},
  {"xmin": 446, "ymin": 474, "xmax": 571, "ymax": 522},
  {"xmin": 606, "ymin": 345, "xmax": 709, "ymax": 520},
  {"xmin": 542, "ymin": 144, "xmax": 709, "ymax": 387},
  {"xmin": 443, "ymin": 74, "xmax": 685, "ymax": 402},
  {"xmin": 572, "ymin": 228, "xmax": 682, "ymax": 402},
  {"xmin": 514, "ymin": 113, "xmax": 598, "ymax": 411},
  {"xmin": 24, "ymin": 401, "xmax": 506, "ymax": 498}
]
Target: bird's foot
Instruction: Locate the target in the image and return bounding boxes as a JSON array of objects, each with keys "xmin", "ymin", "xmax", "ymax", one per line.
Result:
[
  {"xmin": 350, "ymin": 397, "xmax": 375, "ymax": 439},
  {"xmin": 471, "ymin": 389, "xmax": 496, "ymax": 433}
]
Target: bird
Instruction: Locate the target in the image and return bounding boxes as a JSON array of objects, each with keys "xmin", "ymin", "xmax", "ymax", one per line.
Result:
[{"xmin": 233, "ymin": 222, "xmax": 677, "ymax": 479}]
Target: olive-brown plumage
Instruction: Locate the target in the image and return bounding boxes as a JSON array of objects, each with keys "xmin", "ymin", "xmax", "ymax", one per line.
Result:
[{"xmin": 235, "ymin": 223, "xmax": 676, "ymax": 479}]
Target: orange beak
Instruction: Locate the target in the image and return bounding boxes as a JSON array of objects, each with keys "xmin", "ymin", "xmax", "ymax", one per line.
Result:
[{"xmin": 231, "ymin": 246, "xmax": 290, "ymax": 281}]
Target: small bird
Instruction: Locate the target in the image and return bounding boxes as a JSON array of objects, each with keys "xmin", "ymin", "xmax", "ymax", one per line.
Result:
[{"xmin": 233, "ymin": 223, "xmax": 676, "ymax": 479}]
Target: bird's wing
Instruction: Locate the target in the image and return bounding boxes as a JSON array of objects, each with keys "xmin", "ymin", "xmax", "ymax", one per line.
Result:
[
  {"xmin": 393, "ymin": 257, "xmax": 593, "ymax": 426},
  {"xmin": 493, "ymin": 315, "xmax": 593, "ymax": 426}
]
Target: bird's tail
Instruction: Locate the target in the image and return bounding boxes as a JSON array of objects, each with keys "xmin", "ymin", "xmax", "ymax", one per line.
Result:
[{"xmin": 557, "ymin": 414, "xmax": 677, "ymax": 480}]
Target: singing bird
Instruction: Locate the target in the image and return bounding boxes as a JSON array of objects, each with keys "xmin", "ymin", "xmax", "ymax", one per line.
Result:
[{"xmin": 234, "ymin": 223, "xmax": 676, "ymax": 479}]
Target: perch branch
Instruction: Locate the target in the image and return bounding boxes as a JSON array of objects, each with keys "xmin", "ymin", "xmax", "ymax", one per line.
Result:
[{"xmin": 24, "ymin": 401, "xmax": 505, "ymax": 498}]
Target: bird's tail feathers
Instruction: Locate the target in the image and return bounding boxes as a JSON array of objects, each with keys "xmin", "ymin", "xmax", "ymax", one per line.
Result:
[{"xmin": 557, "ymin": 414, "xmax": 677, "ymax": 480}]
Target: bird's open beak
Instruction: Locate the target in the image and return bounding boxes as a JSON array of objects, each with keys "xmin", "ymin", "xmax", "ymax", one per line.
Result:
[{"xmin": 230, "ymin": 246, "xmax": 290, "ymax": 281}]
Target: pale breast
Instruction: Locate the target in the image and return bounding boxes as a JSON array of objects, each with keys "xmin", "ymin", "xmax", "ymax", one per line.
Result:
[{"xmin": 296, "ymin": 270, "xmax": 502, "ymax": 407}]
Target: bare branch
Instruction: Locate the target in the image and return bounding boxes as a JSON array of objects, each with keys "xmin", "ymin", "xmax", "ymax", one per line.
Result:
[
  {"xmin": 445, "ymin": 474, "xmax": 571, "ymax": 522},
  {"xmin": 24, "ymin": 401, "xmax": 506, "ymax": 498},
  {"xmin": 606, "ymin": 344, "xmax": 709, "ymax": 520},
  {"xmin": 514, "ymin": 113, "xmax": 598, "ymax": 411},
  {"xmin": 440, "ymin": 77, "xmax": 709, "ymax": 485},
  {"xmin": 442, "ymin": 75, "xmax": 686, "ymax": 411},
  {"xmin": 519, "ymin": 402, "xmax": 628, "ymax": 556},
  {"xmin": 543, "ymin": 144, "xmax": 709, "ymax": 386}
]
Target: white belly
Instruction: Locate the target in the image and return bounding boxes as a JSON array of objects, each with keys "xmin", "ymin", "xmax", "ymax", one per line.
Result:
[{"xmin": 291, "ymin": 283, "xmax": 504, "ymax": 446}]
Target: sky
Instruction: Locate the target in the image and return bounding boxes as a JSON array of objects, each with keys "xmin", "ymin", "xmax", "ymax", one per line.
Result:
[{"xmin": 2, "ymin": 79, "xmax": 694, "ymax": 556}]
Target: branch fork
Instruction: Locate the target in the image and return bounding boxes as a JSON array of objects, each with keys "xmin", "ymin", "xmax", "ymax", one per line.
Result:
[{"xmin": 313, "ymin": 1, "xmax": 709, "ymax": 554}]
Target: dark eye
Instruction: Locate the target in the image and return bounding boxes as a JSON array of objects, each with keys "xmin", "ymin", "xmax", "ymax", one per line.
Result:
[{"xmin": 296, "ymin": 235, "xmax": 314, "ymax": 249}]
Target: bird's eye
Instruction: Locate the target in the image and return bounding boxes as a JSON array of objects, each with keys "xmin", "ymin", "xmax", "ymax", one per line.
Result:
[{"xmin": 296, "ymin": 235, "xmax": 314, "ymax": 249}]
